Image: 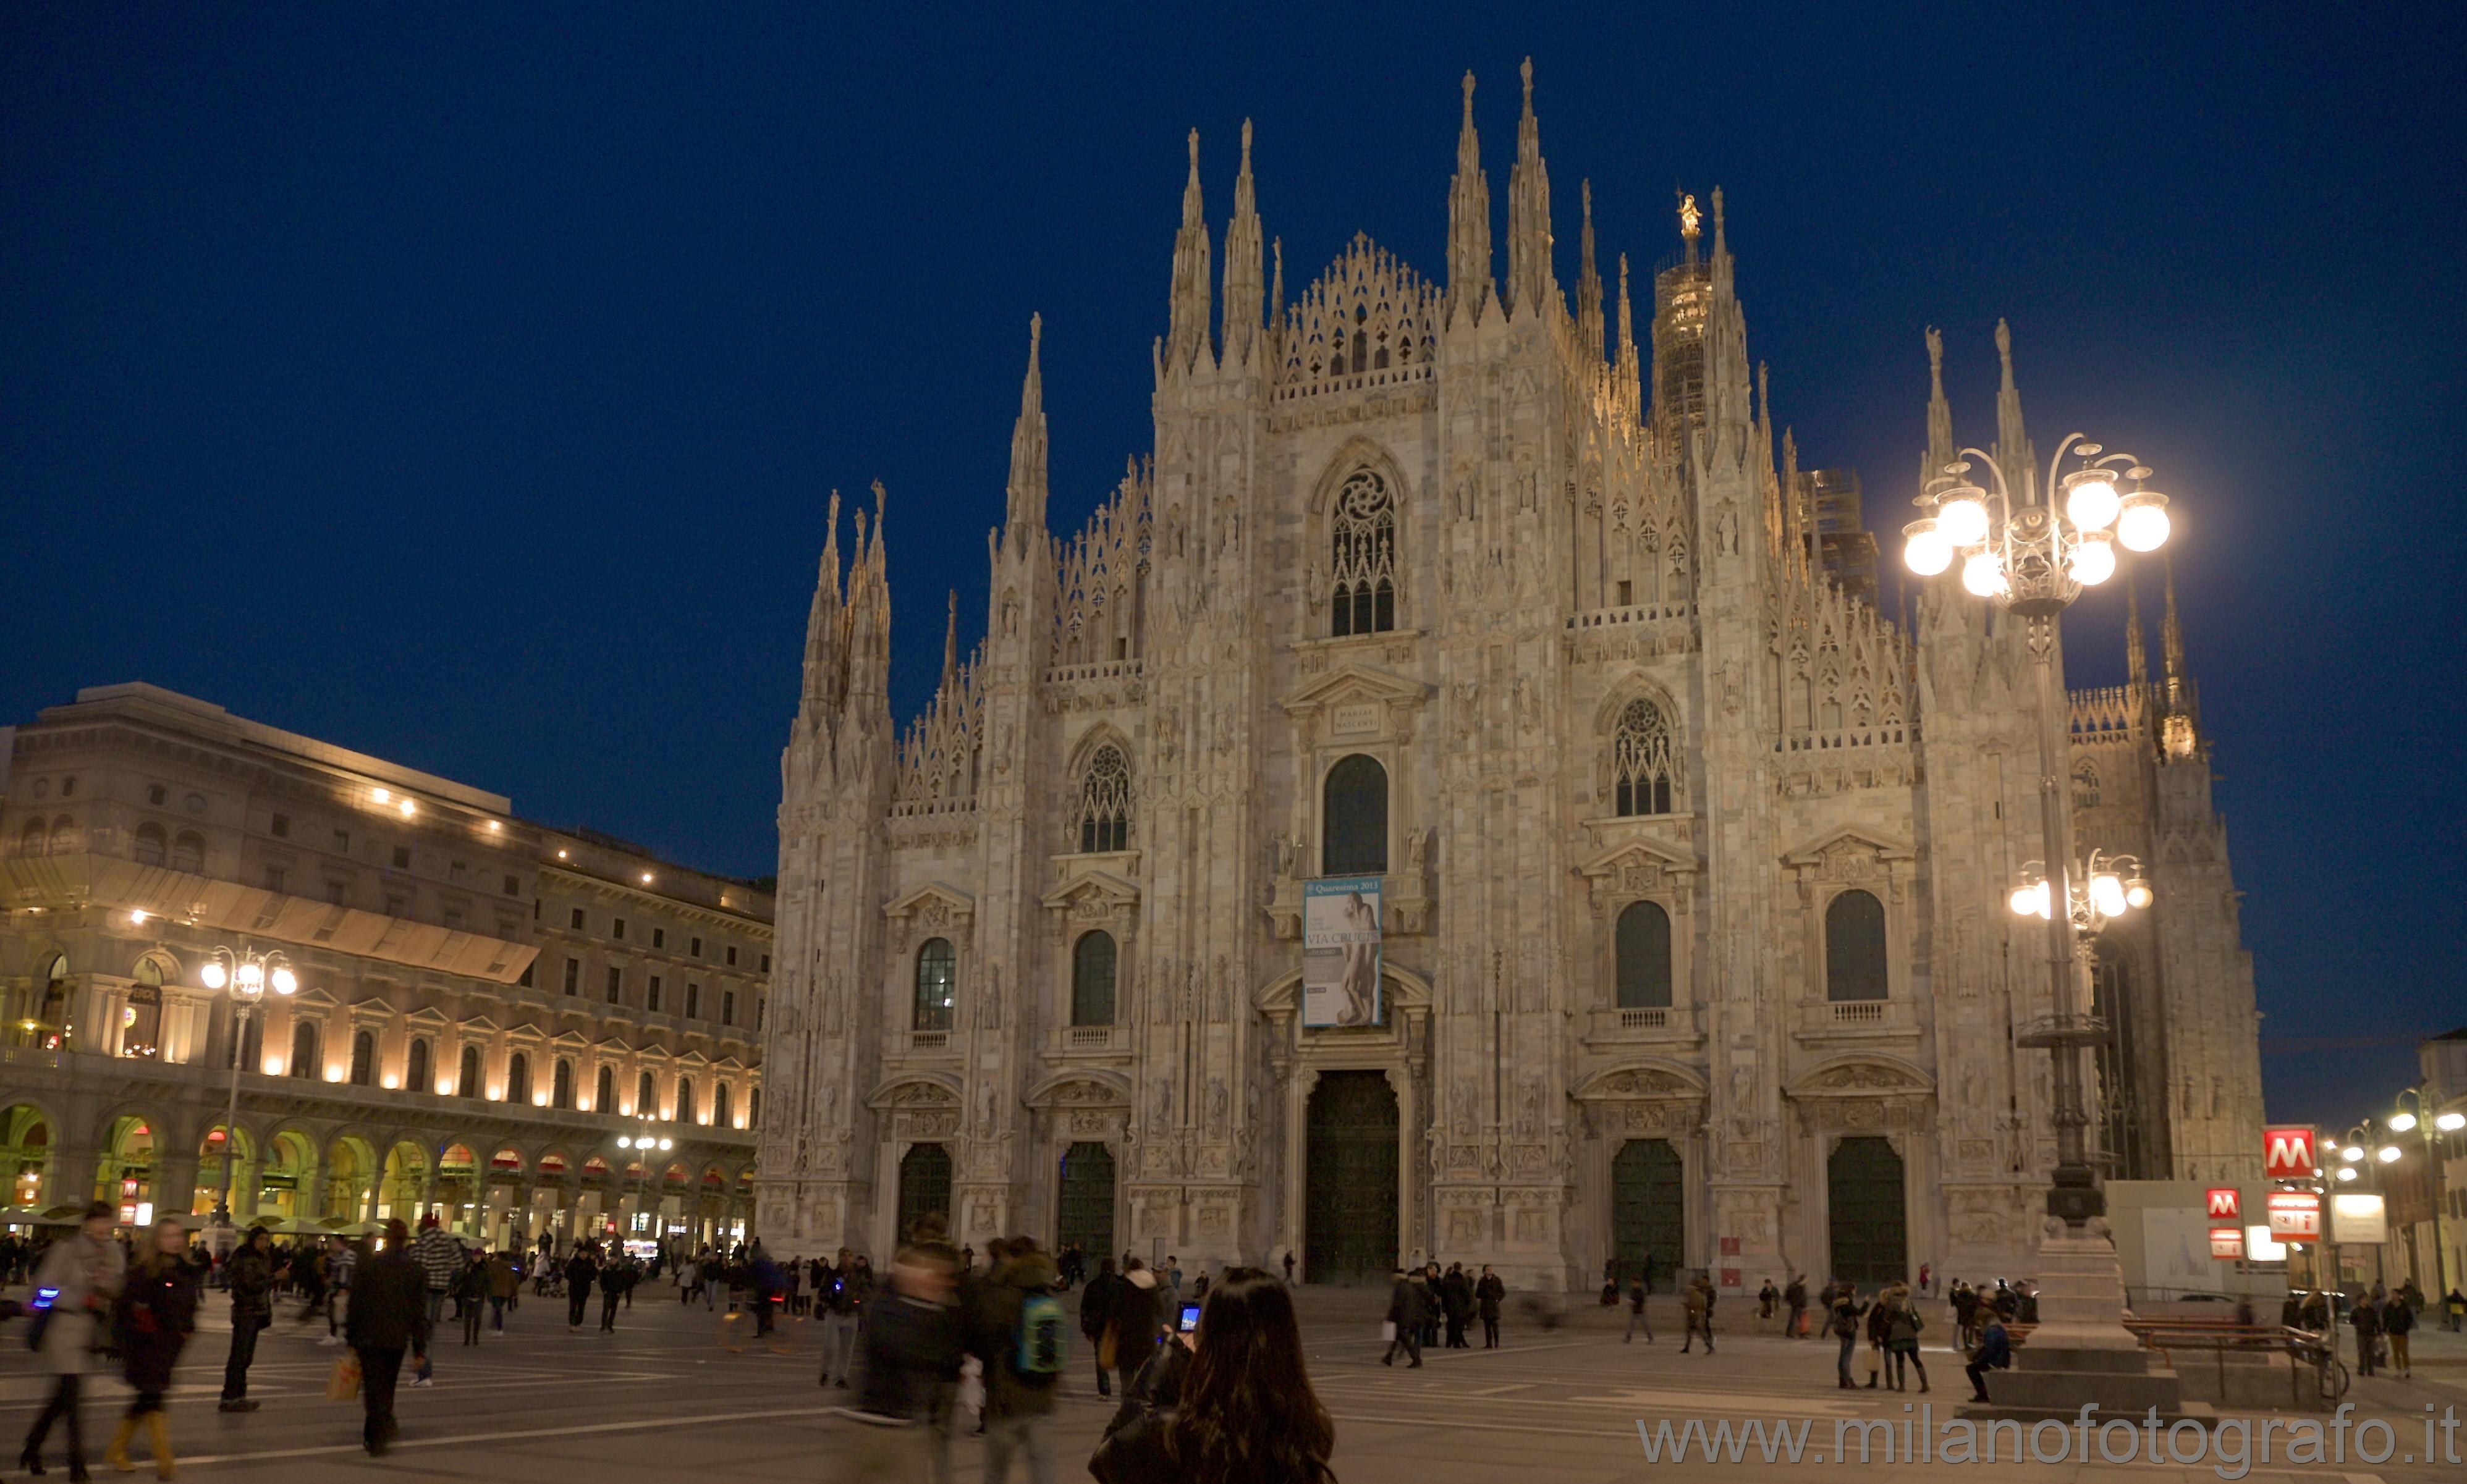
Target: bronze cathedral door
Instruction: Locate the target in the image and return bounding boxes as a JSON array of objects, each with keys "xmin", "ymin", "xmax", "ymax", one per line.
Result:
[{"xmin": 1304, "ymin": 1071, "xmax": 1399, "ymax": 1284}]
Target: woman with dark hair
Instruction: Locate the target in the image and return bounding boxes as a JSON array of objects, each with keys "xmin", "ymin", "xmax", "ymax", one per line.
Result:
[
  {"xmin": 20, "ymin": 1200, "xmax": 127, "ymax": 1481},
  {"xmin": 1090, "ymin": 1267, "xmax": 1335, "ymax": 1484}
]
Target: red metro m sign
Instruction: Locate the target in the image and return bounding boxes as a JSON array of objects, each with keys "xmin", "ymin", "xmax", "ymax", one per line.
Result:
[
  {"xmin": 2206, "ymin": 1187, "xmax": 2242, "ymax": 1220},
  {"xmin": 2262, "ymin": 1126, "xmax": 2317, "ymax": 1179}
]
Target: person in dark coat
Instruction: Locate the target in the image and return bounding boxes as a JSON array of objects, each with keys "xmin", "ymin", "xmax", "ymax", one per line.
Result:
[
  {"xmin": 106, "ymin": 1218, "xmax": 198, "ymax": 1478},
  {"xmin": 2384, "ymin": 1291, "xmax": 2415, "ymax": 1376},
  {"xmin": 1079, "ymin": 1257, "xmax": 1124, "ymax": 1396},
  {"xmin": 1381, "ymin": 1270, "xmax": 1431, "ymax": 1368},
  {"xmin": 218, "ymin": 1225, "xmax": 279, "ymax": 1412},
  {"xmin": 1088, "ymin": 1269, "xmax": 1334, "ymax": 1484},
  {"xmin": 1475, "ymin": 1266, "xmax": 1505, "ymax": 1349},
  {"xmin": 598, "ymin": 1257, "xmax": 625, "ymax": 1331},
  {"xmin": 1107, "ymin": 1258, "xmax": 1164, "ymax": 1396},
  {"xmin": 1439, "ymin": 1263, "xmax": 1474, "ymax": 1348},
  {"xmin": 849, "ymin": 1239, "xmax": 963, "ymax": 1484},
  {"xmin": 2351, "ymin": 1292, "xmax": 2381, "ymax": 1376},
  {"xmin": 1966, "ymin": 1313, "xmax": 2013, "ymax": 1402},
  {"xmin": 345, "ymin": 1221, "xmax": 431, "ymax": 1457},
  {"xmin": 563, "ymin": 1246, "xmax": 598, "ymax": 1331},
  {"xmin": 1784, "ymin": 1275, "xmax": 1809, "ymax": 1339}
]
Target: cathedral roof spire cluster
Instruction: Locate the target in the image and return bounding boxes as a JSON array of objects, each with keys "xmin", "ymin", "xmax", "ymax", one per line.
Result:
[
  {"xmin": 1166, "ymin": 129, "xmax": 1214, "ymax": 374},
  {"xmin": 1221, "ymin": 119, "xmax": 1265, "ymax": 369},
  {"xmin": 1445, "ymin": 70, "xmax": 1494, "ymax": 327},
  {"xmin": 1005, "ymin": 313, "xmax": 1049, "ymax": 541},
  {"xmin": 1504, "ymin": 57, "xmax": 1556, "ymax": 320}
]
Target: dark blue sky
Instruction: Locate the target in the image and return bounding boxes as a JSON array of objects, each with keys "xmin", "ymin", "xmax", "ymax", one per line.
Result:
[{"xmin": 4, "ymin": 6, "xmax": 2459, "ymax": 1128}]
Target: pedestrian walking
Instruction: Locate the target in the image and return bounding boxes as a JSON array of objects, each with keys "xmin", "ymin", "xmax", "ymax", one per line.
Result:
[
  {"xmin": 1380, "ymin": 1268, "xmax": 1430, "ymax": 1368},
  {"xmin": 2444, "ymin": 1288, "xmax": 2465, "ymax": 1332},
  {"xmin": 1680, "ymin": 1276, "xmax": 1715, "ymax": 1354},
  {"xmin": 1079, "ymin": 1257, "xmax": 1123, "ymax": 1398},
  {"xmin": 844, "ymin": 1236, "xmax": 963, "ymax": 1484},
  {"xmin": 345, "ymin": 1220, "xmax": 429, "ymax": 1457},
  {"xmin": 1440, "ymin": 1263, "xmax": 1473, "ymax": 1349},
  {"xmin": 104, "ymin": 1218, "xmax": 197, "ymax": 1480},
  {"xmin": 322, "ymin": 1235, "xmax": 355, "ymax": 1346},
  {"xmin": 1863, "ymin": 1286, "xmax": 1895, "ymax": 1386},
  {"xmin": 410, "ymin": 1215, "xmax": 459, "ymax": 1388},
  {"xmin": 454, "ymin": 1251, "xmax": 488, "ymax": 1346},
  {"xmin": 20, "ymin": 1201, "xmax": 126, "ymax": 1480},
  {"xmin": 1087, "ymin": 1268, "xmax": 1334, "ymax": 1484},
  {"xmin": 2351, "ymin": 1295, "xmax": 2381, "ymax": 1377},
  {"xmin": 1623, "ymin": 1276, "xmax": 1653, "ymax": 1343},
  {"xmin": 564, "ymin": 1246, "xmax": 598, "ymax": 1331},
  {"xmin": 1282, "ymin": 1249, "xmax": 1296, "ymax": 1286},
  {"xmin": 1829, "ymin": 1283, "xmax": 1868, "ymax": 1390},
  {"xmin": 486, "ymin": 1249, "xmax": 518, "ymax": 1333},
  {"xmin": 965, "ymin": 1236, "xmax": 1064, "ymax": 1483},
  {"xmin": 1784, "ymin": 1275, "xmax": 1808, "ymax": 1339},
  {"xmin": 1106, "ymin": 1258, "xmax": 1164, "ymax": 1396},
  {"xmin": 1757, "ymin": 1278, "xmax": 1777, "ymax": 1323},
  {"xmin": 819, "ymin": 1247, "xmax": 869, "ymax": 1388},
  {"xmin": 2384, "ymin": 1292, "xmax": 2414, "ymax": 1376},
  {"xmin": 1475, "ymin": 1266, "xmax": 1504, "ymax": 1349},
  {"xmin": 599, "ymin": 1257, "xmax": 625, "ymax": 1332},
  {"xmin": 218, "ymin": 1225, "xmax": 277, "ymax": 1413}
]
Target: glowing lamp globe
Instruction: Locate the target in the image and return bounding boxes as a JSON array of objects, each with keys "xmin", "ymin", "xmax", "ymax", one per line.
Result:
[
  {"xmin": 1902, "ymin": 520, "xmax": 1952, "ymax": 576},
  {"xmin": 2117, "ymin": 492, "xmax": 2171, "ymax": 552},
  {"xmin": 2341, "ymin": 1144, "xmax": 2364, "ymax": 1163},
  {"xmin": 2387, "ymin": 1112, "xmax": 2418, "ymax": 1133},
  {"xmin": 2007, "ymin": 885, "xmax": 2038, "ymax": 917},
  {"xmin": 2090, "ymin": 873, "xmax": 2127, "ymax": 917},
  {"xmin": 237, "ymin": 962, "xmax": 263, "ymax": 992},
  {"xmin": 2065, "ymin": 476, "xmax": 2121, "ymax": 531},
  {"xmin": 2437, "ymin": 1112, "xmax": 2466, "ymax": 1132},
  {"xmin": 1960, "ymin": 550, "xmax": 2007, "ymax": 598},
  {"xmin": 2378, "ymin": 1145, "xmax": 2401, "ymax": 1164},
  {"xmin": 1937, "ymin": 494, "xmax": 1989, "ymax": 547},
  {"xmin": 2068, "ymin": 531, "xmax": 2117, "ymax": 586},
  {"xmin": 2123, "ymin": 877, "xmax": 2152, "ymax": 909},
  {"xmin": 200, "ymin": 962, "xmax": 228, "ymax": 990},
  {"xmin": 271, "ymin": 966, "xmax": 298, "ymax": 995},
  {"xmin": 2337, "ymin": 1165, "xmax": 2358, "ymax": 1182}
]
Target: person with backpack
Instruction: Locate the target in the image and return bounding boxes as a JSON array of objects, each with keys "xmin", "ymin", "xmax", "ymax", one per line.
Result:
[{"xmin": 963, "ymin": 1235, "xmax": 1064, "ymax": 1484}]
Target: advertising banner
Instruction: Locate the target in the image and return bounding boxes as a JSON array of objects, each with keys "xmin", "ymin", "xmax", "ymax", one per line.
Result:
[
  {"xmin": 2329, "ymin": 1192, "xmax": 2388, "ymax": 1245},
  {"xmin": 2262, "ymin": 1126, "xmax": 2317, "ymax": 1179},
  {"xmin": 1302, "ymin": 877, "xmax": 1382, "ymax": 1028},
  {"xmin": 2265, "ymin": 1190, "xmax": 2321, "ymax": 1244}
]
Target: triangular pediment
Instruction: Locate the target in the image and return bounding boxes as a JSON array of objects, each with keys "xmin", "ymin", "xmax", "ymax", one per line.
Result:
[
  {"xmin": 1280, "ymin": 663, "xmax": 1428, "ymax": 715},
  {"xmin": 882, "ymin": 880, "xmax": 975, "ymax": 922},
  {"xmin": 455, "ymin": 1016, "xmax": 501, "ymax": 1036},
  {"xmin": 1782, "ymin": 825, "xmax": 1915, "ymax": 869},
  {"xmin": 291, "ymin": 986, "xmax": 341, "ymax": 1010},
  {"xmin": 549, "ymin": 1029, "xmax": 590, "ymax": 1050},
  {"xmin": 1039, "ymin": 866, "xmax": 1140, "ymax": 913},
  {"xmin": 593, "ymin": 1035, "xmax": 633, "ymax": 1056},
  {"xmin": 403, "ymin": 1006, "xmax": 451, "ymax": 1030},
  {"xmin": 1576, "ymin": 835, "xmax": 1700, "ymax": 880}
]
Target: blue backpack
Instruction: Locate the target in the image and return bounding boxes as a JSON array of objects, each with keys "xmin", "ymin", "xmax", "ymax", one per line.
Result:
[{"xmin": 1014, "ymin": 1291, "xmax": 1066, "ymax": 1378}]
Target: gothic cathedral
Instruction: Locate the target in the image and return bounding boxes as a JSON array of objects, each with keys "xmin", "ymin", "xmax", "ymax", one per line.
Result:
[{"xmin": 755, "ymin": 65, "xmax": 2265, "ymax": 1289}]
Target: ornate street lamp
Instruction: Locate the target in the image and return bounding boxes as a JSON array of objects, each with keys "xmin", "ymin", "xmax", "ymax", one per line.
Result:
[
  {"xmin": 616, "ymin": 1123, "xmax": 674, "ymax": 1248},
  {"xmin": 2386, "ymin": 1087, "xmax": 2464, "ymax": 1295},
  {"xmin": 201, "ymin": 945, "xmax": 297, "ymax": 1238},
  {"xmin": 1906, "ymin": 432, "xmax": 2171, "ymax": 1231}
]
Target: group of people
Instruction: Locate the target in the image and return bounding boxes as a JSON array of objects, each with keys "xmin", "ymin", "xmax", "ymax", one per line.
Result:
[
  {"xmin": 2317, "ymin": 1281, "xmax": 2439, "ymax": 1378},
  {"xmin": 1379, "ymin": 1261, "xmax": 1510, "ymax": 1364},
  {"xmin": 833, "ymin": 1217, "xmax": 1335, "ymax": 1484}
]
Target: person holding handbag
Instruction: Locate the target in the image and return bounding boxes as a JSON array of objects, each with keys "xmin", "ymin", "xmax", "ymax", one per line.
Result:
[
  {"xmin": 20, "ymin": 1200, "xmax": 127, "ymax": 1480},
  {"xmin": 105, "ymin": 1218, "xmax": 197, "ymax": 1478},
  {"xmin": 217, "ymin": 1226, "xmax": 278, "ymax": 1412}
]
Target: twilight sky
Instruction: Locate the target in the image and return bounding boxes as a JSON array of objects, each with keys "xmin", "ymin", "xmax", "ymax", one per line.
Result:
[{"xmin": 3, "ymin": 5, "xmax": 2460, "ymax": 1129}]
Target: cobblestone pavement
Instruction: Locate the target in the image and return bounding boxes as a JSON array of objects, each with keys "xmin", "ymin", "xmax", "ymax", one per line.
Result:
[{"xmin": 0, "ymin": 1283, "xmax": 2456, "ymax": 1481}]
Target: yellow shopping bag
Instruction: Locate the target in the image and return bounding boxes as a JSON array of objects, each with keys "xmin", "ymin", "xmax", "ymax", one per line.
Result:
[{"xmin": 328, "ymin": 1352, "xmax": 362, "ymax": 1401}]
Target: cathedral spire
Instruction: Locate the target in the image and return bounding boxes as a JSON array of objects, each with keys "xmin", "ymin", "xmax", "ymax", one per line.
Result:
[
  {"xmin": 1269, "ymin": 237, "xmax": 1284, "ymax": 326},
  {"xmin": 1923, "ymin": 326, "xmax": 1955, "ymax": 488},
  {"xmin": 1701, "ymin": 187, "xmax": 1752, "ymax": 438},
  {"xmin": 1220, "ymin": 119, "xmax": 1264, "ymax": 369},
  {"xmin": 940, "ymin": 589, "xmax": 960, "ymax": 694},
  {"xmin": 1504, "ymin": 57, "xmax": 1555, "ymax": 320},
  {"xmin": 844, "ymin": 483, "xmax": 891, "ymax": 704},
  {"xmin": 2124, "ymin": 570, "xmax": 2151, "ymax": 693},
  {"xmin": 1992, "ymin": 317, "xmax": 2034, "ymax": 502},
  {"xmin": 2161, "ymin": 552, "xmax": 2187, "ymax": 686},
  {"xmin": 1445, "ymin": 70, "xmax": 1494, "ymax": 328},
  {"xmin": 1005, "ymin": 314, "xmax": 1049, "ymax": 540},
  {"xmin": 2157, "ymin": 551, "xmax": 2201, "ymax": 758},
  {"xmin": 800, "ymin": 489, "xmax": 846, "ymax": 720},
  {"xmin": 1166, "ymin": 129, "xmax": 1214, "ymax": 374},
  {"xmin": 1614, "ymin": 251, "xmax": 1642, "ymax": 418},
  {"xmin": 1575, "ymin": 179, "xmax": 1603, "ymax": 359}
]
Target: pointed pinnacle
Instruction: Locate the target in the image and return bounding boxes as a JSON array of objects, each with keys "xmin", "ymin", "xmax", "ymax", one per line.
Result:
[
  {"xmin": 1996, "ymin": 316, "xmax": 2016, "ymax": 389},
  {"xmin": 1520, "ymin": 56, "xmax": 1534, "ymax": 115}
]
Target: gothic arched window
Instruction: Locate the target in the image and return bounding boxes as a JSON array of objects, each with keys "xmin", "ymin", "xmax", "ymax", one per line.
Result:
[
  {"xmin": 1824, "ymin": 890, "xmax": 1889, "ymax": 1002},
  {"xmin": 1074, "ymin": 744, "xmax": 1133, "ymax": 853},
  {"xmin": 913, "ymin": 938, "xmax": 956, "ymax": 1032},
  {"xmin": 506, "ymin": 1052, "xmax": 531, "ymax": 1103},
  {"xmin": 1321, "ymin": 754, "xmax": 1389, "ymax": 876},
  {"xmin": 2071, "ymin": 760, "xmax": 2101, "ymax": 811},
  {"xmin": 1072, "ymin": 930, "xmax": 1117, "ymax": 1027},
  {"xmin": 637, "ymin": 1070, "xmax": 656, "ymax": 1116},
  {"xmin": 714, "ymin": 1082, "xmax": 733, "ymax": 1127},
  {"xmin": 290, "ymin": 1018, "xmax": 319, "ymax": 1079},
  {"xmin": 1328, "ymin": 468, "xmax": 1397, "ymax": 638},
  {"xmin": 677, "ymin": 1074, "xmax": 697, "ymax": 1124},
  {"xmin": 552, "ymin": 1058, "xmax": 574, "ymax": 1110},
  {"xmin": 1614, "ymin": 901, "xmax": 1674, "ymax": 1009},
  {"xmin": 1612, "ymin": 698, "xmax": 1676, "ymax": 816},
  {"xmin": 407, "ymin": 1038, "xmax": 431, "ymax": 1094},
  {"xmin": 458, "ymin": 1044, "xmax": 481, "ymax": 1098},
  {"xmin": 349, "ymin": 1029, "xmax": 374, "ymax": 1086},
  {"xmin": 595, "ymin": 1065, "xmax": 614, "ymax": 1113}
]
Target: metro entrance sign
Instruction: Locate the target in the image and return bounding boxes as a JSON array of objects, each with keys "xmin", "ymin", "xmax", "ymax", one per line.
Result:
[
  {"xmin": 2262, "ymin": 1126, "xmax": 2317, "ymax": 1179},
  {"xmin": 2266, "ymin": 1190, "xmax": 2321, "ymax": 1245},
  {"xmin": 2205, "ymin": 1187, "xmax": 2241, "ymax": 1220}
]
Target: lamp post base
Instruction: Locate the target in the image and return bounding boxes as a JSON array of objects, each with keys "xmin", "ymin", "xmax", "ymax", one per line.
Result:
[{"xmin": 1966, "ymin": 1217, "xmax": 2183, "ymax": 1421}]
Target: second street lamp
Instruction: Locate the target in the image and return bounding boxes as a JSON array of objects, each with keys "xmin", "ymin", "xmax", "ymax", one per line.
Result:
[{"xmin": 201, "ymin": 945, "xmax": 297, "ymax": 1242}]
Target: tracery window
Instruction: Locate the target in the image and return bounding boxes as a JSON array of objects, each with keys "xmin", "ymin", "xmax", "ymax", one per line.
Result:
[
  {"xmin": 2071, "ymin": 760, "xmax": 2101, "ymax": 810},
  {"xmin": 1074, "ymin": 745, "xmax": 1133, "ymax": 853},
  {"xmin": 1329, "ymin": 468, "xmax": 1397, "ymax": 638},
  {"xmin": 1612, "ymin": 699, "xmax": 1676, "ymax": 817},
  {"xmin": 913, "ymin": 938, "xmax": 956, "ymax": 1032}
]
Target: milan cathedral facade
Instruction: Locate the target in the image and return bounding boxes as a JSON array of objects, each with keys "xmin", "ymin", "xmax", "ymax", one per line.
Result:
[{"xmin": 753, "ymin": 65, "xmax": 2265, "ymax": 1288}]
